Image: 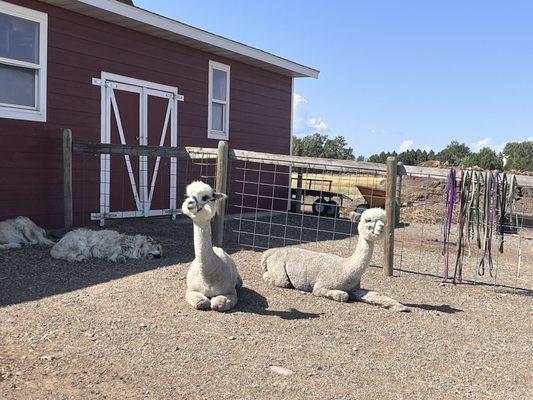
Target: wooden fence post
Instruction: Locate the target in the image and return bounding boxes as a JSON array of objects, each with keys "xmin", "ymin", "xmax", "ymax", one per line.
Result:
[
  {"xmin": 383, "ymin": 156, "xmax": 397, "ymax": 276},
  {"xmin": 63, "ymin": 129, "xmax": 73, "ymax": 230},
  {"xmin": 213, "ymin": 140, "xmax": 229, "ymax": 247}
]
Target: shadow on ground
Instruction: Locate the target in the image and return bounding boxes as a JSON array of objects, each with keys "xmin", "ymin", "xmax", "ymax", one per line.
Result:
[
  {"xmin": 233, "ymin": 287, "xmax": 322, "ymax": 320},
  {"xmin": 404, "ymin": 303, "xmax": 463, "ymax": 314}
]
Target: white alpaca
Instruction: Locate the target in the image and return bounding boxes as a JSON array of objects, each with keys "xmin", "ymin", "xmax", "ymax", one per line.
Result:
[
  {"xmin": 0, "ymin": 216, "xmax": 54, "ymax": 250},
  {"xmin": 261, "ymin": 208, "xmax": 409, "ymax": 312},
  {"xmin": 182, "ymin": 181, "xmax": 242, "ymax": 312},
  {"xmin": 50, "ymin": 229, "xmax": 162, "ymax": 263}
]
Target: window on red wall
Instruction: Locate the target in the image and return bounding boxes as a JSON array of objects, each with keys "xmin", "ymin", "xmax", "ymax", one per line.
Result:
[
  {"xmin": 207, "ymin": 60, "xmax": 230, "ymax": 140},
  {"xmin": 0, "ymin": 1, "xmax": 47, "ymax": 122}
]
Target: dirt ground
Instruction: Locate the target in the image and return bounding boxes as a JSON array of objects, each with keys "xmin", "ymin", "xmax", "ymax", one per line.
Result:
[{"xmin": 1, "ymin": 218, "xmax": 532, "ymax": 400}]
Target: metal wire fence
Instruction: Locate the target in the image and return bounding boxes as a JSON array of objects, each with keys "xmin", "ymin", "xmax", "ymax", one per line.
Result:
[
  {"xmin": 70, "ymin": 142, "xmax": 217, "ymax": 227},
  {"xmin": 228, "ymin": 150, "xmax": 533, "ymax": 291},
  {"xmin": 66, "ymin": 135, "xmax": 533, "ymax": 291}
]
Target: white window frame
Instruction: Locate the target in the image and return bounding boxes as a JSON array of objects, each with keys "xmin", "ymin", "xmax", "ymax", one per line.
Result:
[
  {"xmin": 207, "ymin": 60, "xmax": 230, "ymax": 140},
  {"xmin": 0, "ymin": 1, "xmax": 47, "ymax": 122}
]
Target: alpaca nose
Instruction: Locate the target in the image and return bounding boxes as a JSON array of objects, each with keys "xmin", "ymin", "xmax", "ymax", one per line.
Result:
[{"xmin": 186, "ymin": 199, "xmax": 196, "ymax": 210}]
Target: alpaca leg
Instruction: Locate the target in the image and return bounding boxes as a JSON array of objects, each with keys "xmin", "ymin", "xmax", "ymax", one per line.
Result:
[
  {"xmin": 350, "ymin": 289, "xmax": 410, "ymax": 312},
  {"xmin": 312, "ymin": 287, "xmax": 349, "ymax": 302},
  {"xmin": 186, "ymin": 291, "xmax": 211, "ymax": 310},
  {"xmin": 210, "ymin": 294, "xmax": 237, "ymax": 312},
  {"xmin": 0, "ymin": 243, "xmax": 22, "ymax": 250}
]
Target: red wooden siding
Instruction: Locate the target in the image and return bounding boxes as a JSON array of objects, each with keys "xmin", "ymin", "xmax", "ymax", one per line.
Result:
[{"xmin": 0, "ymin": 0, "xmax": 292, "ymax": 228}]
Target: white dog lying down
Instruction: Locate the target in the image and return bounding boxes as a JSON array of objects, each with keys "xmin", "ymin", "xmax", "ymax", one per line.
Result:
[
  {"xmin": 50, "ymin": 229, "xmax": 162, "ymax": 263},
  {"xmin": 0, "ymin": 216, "xmax": 54, "ymax": 250}
]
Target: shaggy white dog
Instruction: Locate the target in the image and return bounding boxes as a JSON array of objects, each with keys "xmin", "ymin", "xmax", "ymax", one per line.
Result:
[
  {"xmin": 50, "ymin": 229, "xmax": 162, "ymax": 263},
  {"xmin": 0, "ymin": 216, "xmax": 54, "ymax": 250}
]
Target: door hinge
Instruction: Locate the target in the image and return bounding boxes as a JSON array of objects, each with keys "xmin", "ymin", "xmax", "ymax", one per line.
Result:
[
  {"xmin": 92, "ymin": 78, "xmax": 117, "ymax": 88},
  {"xmin": 164, "ymin": 93, "xmax": 184, "ymax": 101}
]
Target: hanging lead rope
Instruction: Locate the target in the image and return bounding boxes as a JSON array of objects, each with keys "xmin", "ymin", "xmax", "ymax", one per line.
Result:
[
  {"xmin": 478, "ymin": 171, "xmax": 499, "ymax": 276},
  {"xmin": 453, "ymin": 170, "xmax": 471, "ymax": 284},
  {"xmin": 506, "ymin": 174, "xmax": 517, "ymax": 235},
  {"xmin": 442, "ymin": 168, "xmax": 457, "ymax": 282},
  {"xmin": 498, "ymin": 173, "xmax": 508, "ymax": 254}
]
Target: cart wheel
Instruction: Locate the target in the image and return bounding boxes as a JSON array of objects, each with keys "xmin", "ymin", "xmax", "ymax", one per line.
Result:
[
  {"xmin": 312, "ymin": 198, "xmax": 331, "ymax": 216},
  {"xmin": 354, "ymin": 203, "xmax": 370, "ymax": 215},
  {"xmin": 325, "ymin": 200, "xmax": 339, "ymax": 217}
]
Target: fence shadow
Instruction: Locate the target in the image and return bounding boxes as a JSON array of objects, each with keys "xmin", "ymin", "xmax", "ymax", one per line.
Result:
[{"xmin": 232, "ymin": 211, "xmax": 361, "ymax": 251}]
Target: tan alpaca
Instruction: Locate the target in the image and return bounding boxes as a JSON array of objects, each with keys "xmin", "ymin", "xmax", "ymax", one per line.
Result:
[
  {"xmin": 181, "ymin": 181, "xmax": 242, "ymax": 312},
  {"xmin": 261, "ymin": 208, "xmax": 409, "ymax": 312}
]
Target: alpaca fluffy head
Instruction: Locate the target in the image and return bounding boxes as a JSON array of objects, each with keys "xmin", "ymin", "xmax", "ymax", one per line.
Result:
[
  {"xmin": 357, "ymin": 208, "xmax": 386, "ymax": 241},
  {"xmin": 181, "ymin": 181, "xmax": 227, "ymax": 223}
]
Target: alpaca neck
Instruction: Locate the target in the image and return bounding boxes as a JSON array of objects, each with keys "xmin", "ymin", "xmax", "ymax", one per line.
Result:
[
  {"xmin": 345, "ymin": 236, "xmax": 374, "ymax": 282},
  {"xmin": 193, "ymin": 221, "xmax": 215, "ymax": 261}
]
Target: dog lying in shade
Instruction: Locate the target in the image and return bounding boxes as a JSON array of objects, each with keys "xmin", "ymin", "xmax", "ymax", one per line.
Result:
[
  {"xmin": 50, "ymin": 229, "xmax": 162, "ymax": 263},
  {"xmin": 0, "ymin": 216, "xmax": 54, "ymax": 250}
]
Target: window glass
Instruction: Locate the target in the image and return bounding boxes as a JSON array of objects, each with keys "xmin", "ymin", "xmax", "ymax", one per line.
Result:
[
  {"xmin": 211, "ymin": 102, "xmax": 224, "ymax": 131},
  {"xmin": 212, "ymin": 69, "xmax": 227, "ymax": 101},
  {"xmin": 0, "ymin": 12, "xmax": 39, "ymax": 63},
  {"xmin": 0, "ymin": 63, "xmax": 35, "ymax": 107}
]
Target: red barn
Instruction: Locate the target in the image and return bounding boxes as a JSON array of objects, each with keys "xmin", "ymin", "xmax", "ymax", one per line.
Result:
[{"xmin": 0, "ymin": 0, "xmax": 318, "ymax": 228}]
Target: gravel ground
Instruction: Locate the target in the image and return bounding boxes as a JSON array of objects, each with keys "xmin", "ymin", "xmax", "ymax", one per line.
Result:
[{"xmin": 1, "ymin": 218, "xmax": 532, "ymax": 400}]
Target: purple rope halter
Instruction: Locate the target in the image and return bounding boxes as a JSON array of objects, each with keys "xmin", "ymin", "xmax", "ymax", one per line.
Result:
[{"xmin": 442, "ymin": 168, "xmax": 457, "ymax": 282}]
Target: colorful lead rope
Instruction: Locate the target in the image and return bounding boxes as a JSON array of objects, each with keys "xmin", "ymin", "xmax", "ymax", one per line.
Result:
[{"xmin": 442, "ymin": 168, "xmax": 456, "ymax": 283}]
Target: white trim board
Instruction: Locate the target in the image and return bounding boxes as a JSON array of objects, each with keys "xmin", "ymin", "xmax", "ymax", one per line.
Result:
[{"xmin": 39, "ymin": 0, "xmax": 319, "ymax": 78}]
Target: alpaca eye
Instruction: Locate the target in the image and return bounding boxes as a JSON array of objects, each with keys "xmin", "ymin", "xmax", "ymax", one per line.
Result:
[{"xmin": 202, "ymin": 195, "xmax": 209, "ymax": 201}]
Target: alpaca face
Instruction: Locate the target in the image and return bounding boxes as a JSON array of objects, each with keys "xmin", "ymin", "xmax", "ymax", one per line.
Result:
[
  {"xmin": 357, "ymin": 208, "xmax": 386, "ymax": 241},
  {"xmin": 181, "ymin": 181, "xmax": 227, "ymax": 223}
]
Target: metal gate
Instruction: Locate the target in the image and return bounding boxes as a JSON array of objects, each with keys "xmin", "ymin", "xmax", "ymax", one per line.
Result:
[{"xmin": 91, "ymin": 72, "xmax": 184, "ymax": 224}]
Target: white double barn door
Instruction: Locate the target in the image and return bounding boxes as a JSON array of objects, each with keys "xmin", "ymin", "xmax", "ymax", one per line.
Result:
[{"xmin": 92, "ymin": 73, "xmax": 182, "ymax": 223}]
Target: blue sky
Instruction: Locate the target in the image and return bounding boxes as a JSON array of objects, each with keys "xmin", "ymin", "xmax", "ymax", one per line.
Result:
[{"xmin": 136, "ymin": 0, "xmax": 533, "ymax": 157}]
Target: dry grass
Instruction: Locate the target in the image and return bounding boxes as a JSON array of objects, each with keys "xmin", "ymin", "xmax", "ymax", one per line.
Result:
[{"xmin": 291, "ymin": 172, "xmax": 385, "ymax": 197}]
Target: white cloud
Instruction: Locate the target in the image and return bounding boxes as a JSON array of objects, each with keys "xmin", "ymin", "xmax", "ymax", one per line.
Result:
[
  {"xmin": 292, "ymin": 93, "xmax": 329, "ymax": 135},
  {"xmin": 307, "ymin": 117, "xmax": 328, "ymax": 131},
  {"xmin": 472, "ymin": 137, "xmax": 492, "ymax": 151},
  {"xmin": 399, "ymin": 140, "xmax": 414, "ymax": 152},
  {"xmin": 495, "ymin": 141, "xmax": 507, "ymax": 153},
  {"xmin": 527, "ymin": 136, "xmax": 533, "ymax": 142}
]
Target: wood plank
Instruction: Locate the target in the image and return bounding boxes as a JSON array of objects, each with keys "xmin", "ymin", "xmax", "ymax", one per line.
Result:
[
  {"xmin": 72, "ymin": 142, "xmax": 217, "ymax": 159},
  {"xmin": 383, "ymin": 156, "xmax": 397, "ymax": 276},
  {"xmin": 63, "ymin": 129, "xmax": 73, "ymax": 229}
]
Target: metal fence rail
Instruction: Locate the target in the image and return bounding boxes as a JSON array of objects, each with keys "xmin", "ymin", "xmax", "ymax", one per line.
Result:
[{"xmin": 63, "ymin": 131, "xmax": 533, "ymax": 291}]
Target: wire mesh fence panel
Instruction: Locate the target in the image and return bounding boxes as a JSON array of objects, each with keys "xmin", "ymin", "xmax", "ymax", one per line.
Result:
[
  {"xmin": 231, "ymin": 155, "xmax": 388, "ymax": 256},
  {"xmin": 395, "ymin": 172, "xmax": 533, "ymax": 291},
  {"xmin": 71, "ymin": 145, "xmax": 217, "ymax": 227}
]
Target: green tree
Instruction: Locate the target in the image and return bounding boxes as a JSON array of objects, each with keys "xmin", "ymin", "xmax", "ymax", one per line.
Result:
[
  {"xmin": 292, "ymin": 133, "xmax": 355, "ymax": 160},
  {"xmin": 356, "ymin": 155, "xmax": 366, "ymax": 161},
  {"xmin": 502, "ymin": 141, "xmax": 533, "ymax": 171},
  {"xmin": 461, "ymin": 147, "xmax": 503, "ymax": 170},
  {"xmin": 436, "ymin": 141, "xmax": 471, "ymax": 165}
]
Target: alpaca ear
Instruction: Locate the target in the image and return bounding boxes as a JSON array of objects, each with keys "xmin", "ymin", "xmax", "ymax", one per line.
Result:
[{"xmin": 213, "ymin": 192, "xmax": 227, "ymax": 200}]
